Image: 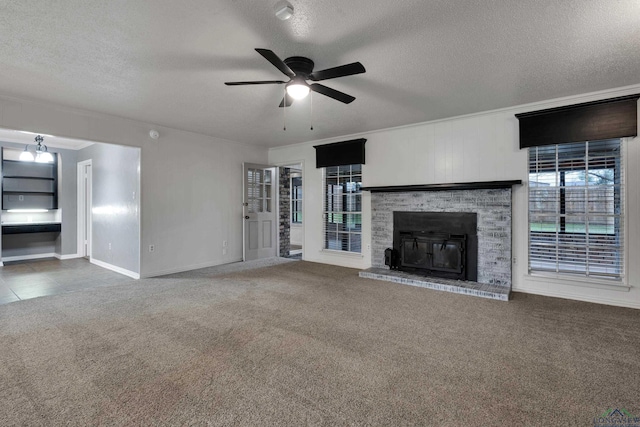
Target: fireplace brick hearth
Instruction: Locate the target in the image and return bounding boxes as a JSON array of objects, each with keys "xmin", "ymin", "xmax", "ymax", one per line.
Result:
[{"xmin": 368, "ymin": 188, "xmax": 513, "ymax": 291}]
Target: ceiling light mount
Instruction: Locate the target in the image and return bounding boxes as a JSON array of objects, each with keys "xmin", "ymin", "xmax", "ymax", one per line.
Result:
[
  {"xmin": 149, "ymin": 129, "xmax": 160, "ymax": 140},
  {"xmin": 283, "ymin": 56, "xmax": 314, "ymax": 78}
]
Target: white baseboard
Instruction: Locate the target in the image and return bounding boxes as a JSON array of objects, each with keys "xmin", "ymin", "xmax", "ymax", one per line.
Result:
[
  {"xmin": 90, "ymin": 258, "xmax": 140, "ymax": 279},
  {"xmin": 2, "ymin": 253, "xmax": 83, "ymax": 263},
  {"xmin": 2, "ymin": 252, "xmax": 57, "ymax": 262},
  {"xmin": 54, "ymin": 253, "xmax": 83, "ymax": 260},
  {"xmin": 141, "ymin": 258, "xmax": 243, "ymax": 278},
  {"xmin": 513, "ymin": 285, "xmax": 640, "ymax": 310}
]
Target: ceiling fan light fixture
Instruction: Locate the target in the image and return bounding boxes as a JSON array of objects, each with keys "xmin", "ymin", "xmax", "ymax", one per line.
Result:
[
  {"xmin": 286, "ymin": 81, "xmax": 310, "ymax": 100},
  {"xmin": 225, "ymin": 49, "xmax": 365, "ymax": 108}
]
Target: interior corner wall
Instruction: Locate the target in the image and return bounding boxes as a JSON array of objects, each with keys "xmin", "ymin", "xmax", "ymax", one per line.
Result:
[
  {"xmin": 0, "ymin": 140, "xmax": 78, "ymax": 259},
  {"xmin": 77, "ymin": 143, "xmax": 140, "ymax": 274},
  {"xmin": 0, "ymin": 95, "xmax": 268, "ymax": 277},
  {"xmin": 268, "ymin": 84, "xmax": 640, "ymax": 309}
]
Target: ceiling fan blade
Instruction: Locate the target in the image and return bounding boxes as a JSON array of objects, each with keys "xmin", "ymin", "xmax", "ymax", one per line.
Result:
[
  {"xmin": 309, "ymin": 62, "xmax": 366, "ymax": 81},
  {"xmin": 310, "ymin": 84, "xmax": 356, "ymax": 104},
  {"xmin": 225, "ymin": 80, "xmax": 286, "ymax": 86},
  {"xmin": 279, "ymin": 94, "xmax": 294, "ymax": 108},
  {"xmin": 255, "ymin": 48, "xmax": 295, "ymax": 78}
]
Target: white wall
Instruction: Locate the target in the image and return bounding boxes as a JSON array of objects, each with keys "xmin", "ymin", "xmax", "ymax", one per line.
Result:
[
  {"xmin": 0, "ymin": 95, "xmax": 268, "ymax": 277},
  {"xmin": 269, "ymin": 84, "xmax": 640, "ymax": 309},
  {"xmin": 78, "ymin": 143, "xmax": 141, "ymax": 275}
]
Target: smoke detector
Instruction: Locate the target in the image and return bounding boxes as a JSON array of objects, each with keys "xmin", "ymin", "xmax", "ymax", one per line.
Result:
[{"xmin": 274, "ymin": 1, "xmax": 293, "ymax": 20}]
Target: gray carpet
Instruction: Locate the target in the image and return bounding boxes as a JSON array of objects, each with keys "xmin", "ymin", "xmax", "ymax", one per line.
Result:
[{"xmin": 1, "ymin": 261, "xmax": 639, "ymax": 426}]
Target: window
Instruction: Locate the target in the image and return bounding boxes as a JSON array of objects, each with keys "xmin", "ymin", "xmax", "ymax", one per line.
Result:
[
  {"xmin": 246, "ymin": 168, "xmax": 272, "ymax": 213},
  {"xmin": 528, "ymin": 139, "xmax": 624, "ymax": 279},
  {"xmin": 323, "ymin": 164, "xmax": 362, "ymax": 253},
  {"xmin": 291, "ymin": 175, "xmax": 302, "ymax": 224}
]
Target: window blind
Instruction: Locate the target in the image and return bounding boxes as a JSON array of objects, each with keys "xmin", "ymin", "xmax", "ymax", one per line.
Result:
[
  {"xmin": 528, "ymin": 139, "xmax": 624, "ymax": 279},
  {"xmin": 323, "ymin": 164, "xmax": 362, "ymax": 253}
]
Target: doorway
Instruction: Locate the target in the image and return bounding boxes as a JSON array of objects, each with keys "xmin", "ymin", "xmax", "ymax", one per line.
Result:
[
  {"xmin": 279, "ymin": 163, "xmax": 303, "ymax": 259},
  {"xmin": 77, "ymin": 159, "xmax": 92, "ymax": 258}
]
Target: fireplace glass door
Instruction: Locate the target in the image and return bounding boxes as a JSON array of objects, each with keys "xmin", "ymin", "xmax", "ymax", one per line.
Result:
[
  {"xmin": 401, "ymin": 238, "xmax": 430, "ymax": 268},
  {"xmin": 431, "ymin": 242, "xmax": 463, "ymax": 273},
  {"xmin": 399, "ymin": 234, "xmax": 466, "ymax": 277}
]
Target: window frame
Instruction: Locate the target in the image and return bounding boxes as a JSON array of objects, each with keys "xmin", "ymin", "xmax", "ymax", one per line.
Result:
[
  {"xmin": 527, "ymin": 139, "xmax": 626, "ymax": 283},
  {"xmin": 322, "ymin": 164, "xmax": 363, "ymax": 254},
  {"xmin": 290, "ymin": 175, "xmax": 302, "ymax": 224}
]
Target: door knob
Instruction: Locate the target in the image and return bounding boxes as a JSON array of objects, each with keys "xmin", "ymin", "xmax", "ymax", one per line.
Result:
[{"xmin": 244, "ymin": 216, "xmax": 250, "ymax": 219}]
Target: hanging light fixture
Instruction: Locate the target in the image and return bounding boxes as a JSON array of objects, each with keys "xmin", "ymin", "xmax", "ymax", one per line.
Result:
[
  {"xmin": 19, "ymin": 146, "xmax": 34, "ymax": 161},
  {"xmin": 19, "ymin": 135, "xmax": 54, "ymax": 163}
]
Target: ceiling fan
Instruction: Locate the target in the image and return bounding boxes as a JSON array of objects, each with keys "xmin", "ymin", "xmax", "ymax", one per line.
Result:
[{"xmin": 225, "ymin": 49, "xmax": 366, "ymax": 107}]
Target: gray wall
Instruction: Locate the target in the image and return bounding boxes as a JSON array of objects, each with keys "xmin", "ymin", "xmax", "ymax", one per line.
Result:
[
  {"xmin": 78, "ymin": 143, "xmax": 140, "ymax": 274},
  {"xmin": 0, "ymin": 141, "xmax": 77, "ymax": 259}
]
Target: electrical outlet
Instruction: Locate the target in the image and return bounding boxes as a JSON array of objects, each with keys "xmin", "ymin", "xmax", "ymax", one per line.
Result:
[
  {"xmin": 108, "ymin": 243, "xmax": 112, "ymax": 250},
  {"xmin": 149, "ymin": 244, "xmax": 155, "ymax": 253},
  {"xmin": 223, "ymin": 240, "xmax": 228, "ymax": 247},
  {"xmin": 513, "ymin": 257, "xmax": 517, "ymax": 264}
]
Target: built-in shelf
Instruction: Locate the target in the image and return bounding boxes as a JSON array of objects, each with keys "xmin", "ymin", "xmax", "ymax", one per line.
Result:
[
  {"xmin": 362, "ymin": 180, "xmax": 522, "ymax": 193},
  {"xmin": 2, "ymin": 159, "xmax": 56, "ymax": 165},
  {"xmin": 2, "ymin": 148, "xmax": 59, "ymax": 210},
  {"xmin": 2, "ymin": 223, "xmax": 61, "ymax": 235},
  {"xmin": 3, "ymin": 191, "xmax": 55, "ymax": 195},
  {"xmin": 3, "ymin": 176, "xmax": 55, "ymax": 180}
]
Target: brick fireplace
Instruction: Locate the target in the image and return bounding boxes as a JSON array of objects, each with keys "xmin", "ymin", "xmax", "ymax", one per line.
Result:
[{"xmin": 361, "ymin": 182, "xmax": 519, "ymax": 300}]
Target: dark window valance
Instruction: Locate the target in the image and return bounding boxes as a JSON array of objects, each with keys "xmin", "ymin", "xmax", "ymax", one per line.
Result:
[
  {"xmin": 314, "ymin": 138, "xmax": 366, "ymax": 168},
  {"xmin": 515, "ymin": 94, "xmax": 639, "ymax": 149}
]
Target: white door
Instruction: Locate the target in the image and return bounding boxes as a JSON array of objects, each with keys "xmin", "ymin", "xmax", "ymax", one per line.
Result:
[
  {"xmin": 77, "ymin": 160, "xmax": 92, "ymax": 258},
  {"xmin": 243, "ymin": 163, "xmax": 277, "ymax": 261}
]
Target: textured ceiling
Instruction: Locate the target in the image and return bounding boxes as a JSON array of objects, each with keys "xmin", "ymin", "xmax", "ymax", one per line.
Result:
[{"xmin": 0, "ymin": 1, "xmax": 639, "ymax": 147}]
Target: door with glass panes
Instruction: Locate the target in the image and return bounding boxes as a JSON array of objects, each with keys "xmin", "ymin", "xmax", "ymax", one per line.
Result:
[{"xmin": 243, "ymin": 163, "xmax": 277, "ymax": 260}]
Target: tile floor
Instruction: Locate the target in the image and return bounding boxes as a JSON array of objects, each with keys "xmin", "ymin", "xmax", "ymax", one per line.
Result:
[{"xmin": 0, "ymin": 258, "xmax": 134, "ymax": 306}]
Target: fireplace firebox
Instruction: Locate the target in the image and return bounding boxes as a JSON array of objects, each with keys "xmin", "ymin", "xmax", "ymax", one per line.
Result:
[{"xmin": 387, "ymin": 212, "xmax": 477, "ymax": 281}]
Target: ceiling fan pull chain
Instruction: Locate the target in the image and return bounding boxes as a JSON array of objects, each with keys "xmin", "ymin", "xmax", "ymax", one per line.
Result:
[
  {"xmin": 283, "ymin": 86, "xmax": 287, "ymax": 131},
  {"xmin": 310, "ymin": 91, "xmax": 314, "ymax": 131}
]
